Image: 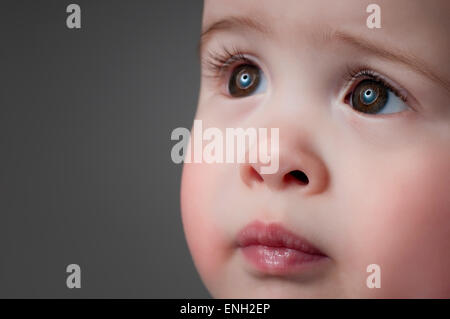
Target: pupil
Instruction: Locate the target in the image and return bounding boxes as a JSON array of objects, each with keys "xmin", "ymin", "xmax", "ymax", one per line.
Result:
[
  {"xmin": 361, "ymin": 88, "xmax": 377, "ymax": 104},
  {"xmin": 240, "ymin": 73, "xmax": 250, "ymax": 86}
]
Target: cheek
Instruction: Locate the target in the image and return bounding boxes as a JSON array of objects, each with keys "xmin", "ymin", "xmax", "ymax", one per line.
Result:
[
  {"xmin": 348, "ymin": 145, "xmax": 450, "ymax": 296},
  {"xmin": 180, "ymin": 162, "xmax": 232, "ymax": 287}
]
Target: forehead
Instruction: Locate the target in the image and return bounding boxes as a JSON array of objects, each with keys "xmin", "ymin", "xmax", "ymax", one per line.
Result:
[
  {"xmin": 203, "ymin": 0, "xmax": 450, "ymax": 74},
  {"xmin": 203, "ymin": 0, "xmax": 448, "ymax": 31}
]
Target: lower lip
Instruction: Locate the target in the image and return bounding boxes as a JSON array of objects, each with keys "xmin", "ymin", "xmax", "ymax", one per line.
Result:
[{"xmin": 240, "ymin": 245, "xmax": 327, "ymax": 275}]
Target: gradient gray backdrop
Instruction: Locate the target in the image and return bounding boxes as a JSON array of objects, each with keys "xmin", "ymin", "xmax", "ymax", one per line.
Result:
[{"xmin": 0, "ymin": 0, "xmax": 208, "ymax": 298}]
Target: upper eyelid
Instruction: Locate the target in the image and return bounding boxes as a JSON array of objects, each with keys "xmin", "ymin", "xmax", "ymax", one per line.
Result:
[{"xmin": 221, "ymin": 55, "xmax": 254, "ymax": 71}]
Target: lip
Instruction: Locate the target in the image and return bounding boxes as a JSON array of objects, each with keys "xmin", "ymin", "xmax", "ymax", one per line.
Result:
[{"xmin": 236, "ymin": 220, "xmax": 328, "ymax": 276}]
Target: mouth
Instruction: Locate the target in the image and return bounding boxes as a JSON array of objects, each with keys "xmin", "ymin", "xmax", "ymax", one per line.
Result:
[{"xmin": 236, "ymin": 220, "xmax": 328, "ymax": 276}]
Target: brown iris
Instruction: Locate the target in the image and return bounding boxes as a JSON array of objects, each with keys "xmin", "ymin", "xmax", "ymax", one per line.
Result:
[
  {"xmin": 351, "ymin": 79, "xmax": 388, "ymax": 114},
  {"xmin": 228, "ymin": 64, "xmax": 260, "ymax": 97}
]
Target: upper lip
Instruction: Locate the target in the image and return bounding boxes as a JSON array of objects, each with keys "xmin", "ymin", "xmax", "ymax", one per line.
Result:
[{"xmin": 236, "ymin": 220, "xmax": 326, "ymax": 256}]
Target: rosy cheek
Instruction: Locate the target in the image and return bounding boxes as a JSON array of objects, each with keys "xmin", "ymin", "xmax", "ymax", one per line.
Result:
[
  {"xmin": 352, "ymin": 146, "xmax": 450, "ymax": 296},
  {"xmin": 378, "ymin": 147, "xmax": 450, "ymax": 245},
  {"xmin": 180, "ymin": 162, "xmax": 230, "ymax": 285}
]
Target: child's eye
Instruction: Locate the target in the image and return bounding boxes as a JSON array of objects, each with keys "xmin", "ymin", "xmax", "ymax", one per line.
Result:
[
  {"xmin": 345, "ymin": 72, "xmax": 409, "ymax": 115},
  {"xmin": 202, "ymin": 46, "xmax": 267, "ymax": 98},
  {"xmin": 228, "ymin": 64, "xmax": 267, "ymax": 98}
]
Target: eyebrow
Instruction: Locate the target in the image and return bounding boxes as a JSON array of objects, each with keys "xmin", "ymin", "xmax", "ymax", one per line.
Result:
[{"xmin": 199, "ymin": 16, "xmax": 450, "ymax": 92}]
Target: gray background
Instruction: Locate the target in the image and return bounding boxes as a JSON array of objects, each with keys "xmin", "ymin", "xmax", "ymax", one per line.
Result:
[{"xmin": 0, "ymin": 0, "xmax": 209, "ymax": 298}]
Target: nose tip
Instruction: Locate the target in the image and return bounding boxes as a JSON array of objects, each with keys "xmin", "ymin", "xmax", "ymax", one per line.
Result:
[
  {"xmin": 239, "ymin": 152, "xmax": 328, "ymax": 195},
  {"xmin": 240, "ymin": 165, "xmax": 310, "ymax": 189}
]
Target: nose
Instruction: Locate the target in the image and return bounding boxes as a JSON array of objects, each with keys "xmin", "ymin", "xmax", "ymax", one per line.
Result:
[{"xmin": 239, "ymin": 132, "xmax": 329, "ymax": 195}]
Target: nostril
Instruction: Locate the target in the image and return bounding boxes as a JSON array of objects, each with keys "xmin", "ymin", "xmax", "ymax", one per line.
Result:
[
  {"xmin": 249, "ymin": 166, "xmax": 264, "ymax": 183},
  {"xmin": 240, "ymin": 165, "xmax": 264, "ymax": 186},
  {"xmin": 284, "ymin": 170, "xmax": 309, "ymax": 185}
]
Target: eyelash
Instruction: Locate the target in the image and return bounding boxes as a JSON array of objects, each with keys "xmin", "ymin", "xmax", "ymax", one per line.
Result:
[
  {"xmin": 202, "ymin": 46, "xmax": 409, "ymax": 104},
  {"xmin": 202, "ymin": 45, "xmax": 251, "ymax": 79},
  {"xmin": 342, "ymin": 66, "xmax": 408, "ymax": 103}
]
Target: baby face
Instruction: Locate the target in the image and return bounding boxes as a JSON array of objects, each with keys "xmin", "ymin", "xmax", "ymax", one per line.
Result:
[{"xmin": 181, "ymin": 0, "xmax": 450, "ymax": 298}]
